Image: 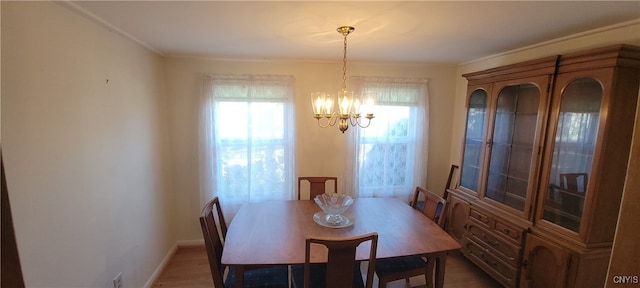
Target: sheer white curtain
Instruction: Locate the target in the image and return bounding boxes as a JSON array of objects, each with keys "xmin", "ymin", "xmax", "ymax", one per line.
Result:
[
  {"xmin": 199, "ymin": 74, "xmax": 296, "ymax": 215},
  {"xmin": 346, "ymin": 76, "xmax": 429, "ymax": 202}
]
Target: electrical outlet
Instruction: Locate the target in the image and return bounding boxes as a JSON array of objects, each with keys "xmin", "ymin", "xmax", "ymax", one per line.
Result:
[{"xmin": 113, "ymin": 273, "xmax": 122, "ymax": 288}]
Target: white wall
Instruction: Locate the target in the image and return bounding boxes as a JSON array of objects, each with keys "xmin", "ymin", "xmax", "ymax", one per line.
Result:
[
  {"xmin": 164, "ymin": 57, "xmax": 458, "ymax": 241},
  {"xmin": 1, "ymin": 2, "xmax": 174, "ymax": 287}
]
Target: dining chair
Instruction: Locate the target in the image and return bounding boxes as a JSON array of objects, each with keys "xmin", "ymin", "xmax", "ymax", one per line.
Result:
[
  {"xmin": 411, "ymin": 186, "xmax": 448, "ymax": 227},
  {"xmin": 374, "ymin": 187, "xmax": 448, "ymax": 288},
  {"xmin": 442, "ymin": 164, "xmax": 459, "ymax": 200},
  {"xmin": 199, "ymin": 197, "xmax": 289, "ymax": 288},
  {"xmin": 297, "ymin": 177, "xmax": 338, "ymax": 200},
  {"xmin": 211, "ymin": 196, "xmax": 229, "ymax": 242},
  {"xmin": 292, "ymin": 232, "xmax": 378, "ymax": 288}
]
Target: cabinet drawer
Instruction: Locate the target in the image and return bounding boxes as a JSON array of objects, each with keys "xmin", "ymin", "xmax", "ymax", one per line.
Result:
[
  {"xmin": 469, "ymin": 208, "xmax": 490, "ymax": 226},
  {"xmin": 465, "ymin": 239, "xmax": 517, "ymax": 287},
  {"xmin": 467, "ymin": 222, "xmax": 521, "ymax": 267},
  {"xmin": 494, "ymin": 218, "xmax": 523, "ymax": 242}
]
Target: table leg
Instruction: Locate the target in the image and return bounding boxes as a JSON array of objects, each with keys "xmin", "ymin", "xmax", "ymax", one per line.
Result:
[
  {"xmin": 434, "ymin": 253, "xmax": 447, "ymax": 288},
  {"xmin": 234, "ymin": 266, "xmax": 244, "ymax": 288}
]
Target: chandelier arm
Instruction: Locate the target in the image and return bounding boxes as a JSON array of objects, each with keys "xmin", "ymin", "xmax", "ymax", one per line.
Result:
[
  {"xmin": 315, "ymin": 117, "xmax": 332, "ymax": 128},
  {"xmin": 348, "ymin": 115, "xmax": 361, "ymax": 127},
  {"xmin": 328, "ymin": 114, "xmax": 340, "ymax": 126},
  {"xmin": 354, "ymin": 116, "xmax": 374, "ymax": 128},
  {"xmin": 315, "ymin": 113, "xmax": 340, "ymax": 128}
]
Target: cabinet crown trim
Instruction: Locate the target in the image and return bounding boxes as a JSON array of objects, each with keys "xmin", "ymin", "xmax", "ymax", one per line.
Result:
[
  {"xmin": 463, "ymin": 55, "xmax": 559, "ymax": 84},
  {"xmin": 557, "ymin": 44, "xmax": 640, "ymax": 73}
]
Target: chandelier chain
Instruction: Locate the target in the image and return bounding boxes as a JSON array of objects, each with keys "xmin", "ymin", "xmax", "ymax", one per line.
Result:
[{"xmin": 342, "ymin": 32, "xmax": 348, "ymax": 91}]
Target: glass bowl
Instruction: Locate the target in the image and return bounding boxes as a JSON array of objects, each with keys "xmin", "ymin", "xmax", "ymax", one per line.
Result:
[{"xmin": 314, "ymin": 193, "xmax": 354, "ymax": 225}]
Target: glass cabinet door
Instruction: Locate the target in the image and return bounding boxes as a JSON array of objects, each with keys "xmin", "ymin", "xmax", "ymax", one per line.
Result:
[
  {"xmin": 542, "ymin": 78, "xmax": 602, "ymax": 232},
  {"xmin": 460, "ymin": 89, "xmax": 488, "ymax": 192},
  {"xmin": 486, "ymin": 84, "xmax": 541, "ymax": 211}
]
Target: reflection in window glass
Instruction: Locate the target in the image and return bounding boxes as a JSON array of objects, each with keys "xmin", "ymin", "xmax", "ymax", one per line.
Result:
[
  {"xmin": 460, "ymin": 90, "xmax": 487, "ymax": 192},
  {"xmin": 543, "ymin": 78, "xmax": 602, "ymax": 232},
  {"xmin": 486, "ymin": 84, "xmax": 540, "ymax": 212}
]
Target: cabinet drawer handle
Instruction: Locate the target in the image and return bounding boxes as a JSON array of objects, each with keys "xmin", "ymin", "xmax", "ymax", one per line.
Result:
[
  {"xmin": 481, "ymin": 235, "xmax": 499, "ymax": 247},
  {"xmin": 480, "ymin": 252, "xmax": 497, "ymax": 267},
  {"xmin": 503, "ymin": 228, "xmax": 510, "ymax": 234},
  {"xmin": 485, "ymin": 259, "xmax": 498, "ymax": 267}
]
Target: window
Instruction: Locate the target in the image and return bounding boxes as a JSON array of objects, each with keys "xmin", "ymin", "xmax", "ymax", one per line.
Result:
[
  {"xmin": 200, "ymin": 74, "xmax": 295, "ymax": 213},
  {"xmin": 349, "ymin": 77, "xmax": 429, "ymax": 200}
]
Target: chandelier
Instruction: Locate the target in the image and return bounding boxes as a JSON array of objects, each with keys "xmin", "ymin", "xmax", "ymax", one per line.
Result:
[{"xmin": 311, "ymin": 26, "xmax": 375, "ymax": 133}]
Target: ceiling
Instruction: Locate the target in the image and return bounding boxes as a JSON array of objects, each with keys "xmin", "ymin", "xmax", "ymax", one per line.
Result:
[{"xmin": 68, "ymin": 1, "xmax": 640, "ymax": 63}]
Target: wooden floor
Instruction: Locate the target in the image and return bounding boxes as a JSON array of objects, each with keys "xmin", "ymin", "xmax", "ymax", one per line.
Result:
[{"xmin": 151, "ymin": 245, "xmax": 501, "ymax": 288}]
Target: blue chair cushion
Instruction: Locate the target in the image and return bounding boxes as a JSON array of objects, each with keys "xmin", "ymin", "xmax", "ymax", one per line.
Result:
[
  {"xmin": 374, "ymin": 256, "xmax": 427, "ymax": 275},
  {"xmin": 226, "ymin": 265, "xmax": 289, "ymax": 288},
  {"xmin": 291, "ymin": 263, "xmax": 365, "ymax": 288},
  {"xmin": 415, "ymin": 200, "xmax": 426, "ymax": 211}
]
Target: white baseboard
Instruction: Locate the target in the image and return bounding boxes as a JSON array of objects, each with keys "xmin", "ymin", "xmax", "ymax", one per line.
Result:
[
  {"xmin": 142, "ymin": 239, "xmax": 205, "ymax": 287},
  {"xmin": 177, "ymin": 239, "xmax": 205, "ymax": 247},
  {"xmin": 143, "ymin": 243, "xmax": 178, "ymax": 288}
]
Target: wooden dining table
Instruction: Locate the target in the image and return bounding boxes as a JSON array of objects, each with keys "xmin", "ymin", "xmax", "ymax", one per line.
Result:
[{"xmin": 221, "ymin": 197, "xmax": 461, "ymax": 288}]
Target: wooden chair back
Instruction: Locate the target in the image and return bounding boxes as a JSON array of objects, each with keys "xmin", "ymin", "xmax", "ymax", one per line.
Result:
[
  {"xmin": 443, "ymin": 164, "xmax": 459, "ymax": 199},
  {"xmin": 199, "ymin": 197, "xmax": 226, "ymax": 288},
  {"xmin": 560, "ymin": 173, "xmax": 588, "ymax": 192},
  {"xmin": 304, "ymin": 233, "xmax": 378, "ymax": 288},
  {"xmin": 297, "ymin": 177, "xmax": 338, "ymax": 200},
  {"xmin": 411, "ymin": 186, "xmax": 448, "ymax": 228}
]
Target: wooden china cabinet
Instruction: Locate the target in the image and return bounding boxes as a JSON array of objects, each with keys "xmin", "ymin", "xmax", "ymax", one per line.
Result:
[{"xmin": 447, "ymin": 44, "xmax": 640, "ymax": 287}]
